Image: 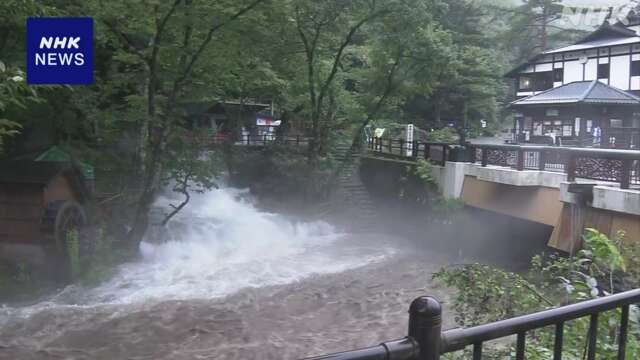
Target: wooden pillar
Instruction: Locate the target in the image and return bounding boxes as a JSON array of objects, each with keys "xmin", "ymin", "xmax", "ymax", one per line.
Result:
[{"xmin": 577, "ymin": 104, "xmax": 586, "ymax": 147}]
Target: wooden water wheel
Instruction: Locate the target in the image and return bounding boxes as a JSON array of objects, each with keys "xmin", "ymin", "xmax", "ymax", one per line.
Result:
[
  {"xmin": 54, "ymin": 201, "xmax": 87, "ymax": 250},
  {"xmin": 52, "ymin": 201, "xmax": 89, "ymax": 280}
]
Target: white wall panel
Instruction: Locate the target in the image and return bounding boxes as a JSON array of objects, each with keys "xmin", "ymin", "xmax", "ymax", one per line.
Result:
[
  {"xmin": 631, "ymin": 76, "xmax": 640, "ymax": 91},
  {"xmin": 584, "ymin": 59, "xmax": 597, "ymax": 81},
  {"xmin": 610, "ymin": 55, "xmax": 630, "ymax": 90},
  {"xmin": 564, "ymin": 60, "xmax": 583, "ymax": 83},
  {"xmin": 536, "ymin": 63, "xmax": 553, "ymax": 72}
]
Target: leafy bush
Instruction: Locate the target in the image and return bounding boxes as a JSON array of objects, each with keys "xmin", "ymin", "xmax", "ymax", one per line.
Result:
[
  {"xmin": 414, "ymin": 159, "xmax": 437, "ymax": 188},
  {"xmin": 435, "ymin": 229, "xmax": 640, "ymax": 359},
  {"xmin": 426, "ymin": 128, "xmax": 458, "ymax": 143}
]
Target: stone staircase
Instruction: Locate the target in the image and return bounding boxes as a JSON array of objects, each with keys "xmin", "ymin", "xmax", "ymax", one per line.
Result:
[{"xmin": 325, "ymin": 141, "xmax": 379, "ymax": 230}]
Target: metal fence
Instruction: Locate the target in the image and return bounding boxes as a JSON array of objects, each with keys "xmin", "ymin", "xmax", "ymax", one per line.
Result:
[{"xmin": 304, "ymin": 289, "xmax": 640, "ymax": 360}]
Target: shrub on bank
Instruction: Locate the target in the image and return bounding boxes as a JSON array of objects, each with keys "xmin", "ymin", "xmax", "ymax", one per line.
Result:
[{"xmin": 435, "ymin": 229, "xmax": 640, "ymax": 359}]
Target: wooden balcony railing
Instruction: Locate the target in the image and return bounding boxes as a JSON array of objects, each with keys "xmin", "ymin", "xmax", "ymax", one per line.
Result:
[{"xmin": 304, "ymin": 289, "xmax": 640, "ymax": 360}]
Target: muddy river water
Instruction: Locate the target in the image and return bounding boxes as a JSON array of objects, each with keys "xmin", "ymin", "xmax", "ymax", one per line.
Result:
[{"xmin": 0, "ymin": 188, "xmax": 456, "ymax": 360}]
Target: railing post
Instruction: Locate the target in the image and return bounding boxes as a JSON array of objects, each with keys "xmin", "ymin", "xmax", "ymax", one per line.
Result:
[
  {"xmin": 516, "ymin": 148, "xmax": 524, "ymax": 171},
  {"xmin": 538, "ymin": 149, "xmax": 546, "ymax": 171},
  {"xmin": 621, "ymin": 159, "xmax": 632, "ymax": 190},
  {"xmin": 388, "ymin": 138, "xmax": 392, "ymax": 154},
  {"xmin": 409, "ymin": 297, "xmax": 442, "ymax": 360},
  {"xmin": 481, "ymin": 148, "xmax": 488, "ymax": 167},
  {"xmin": 296, "ymin": 135, "xmax": 300, "ymax": 147},
  {"xmin": 566, "ymin": 151, "xmax": 577, "ymax": 182},
  {"xmin": 399, "ymin": 139, "xmax": 405, "ymax": 157},
  {"xmin": 425, "ymin": 144, "xmax": 430, "ymax": 161},
  {"xmin": 413, "ymin": 140, "xmax": 419, "ymax": 159}
]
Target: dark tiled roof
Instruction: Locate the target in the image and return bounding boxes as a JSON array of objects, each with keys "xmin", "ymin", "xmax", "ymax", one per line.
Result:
[{"xmin": 510, "ymin": 81, "xmax": 640, "ymax": 107}]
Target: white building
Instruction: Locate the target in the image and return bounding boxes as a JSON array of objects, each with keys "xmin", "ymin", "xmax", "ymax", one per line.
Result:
[{"xmin": 506, "ymin": 11, "xmax": 640, "ymax": 148}]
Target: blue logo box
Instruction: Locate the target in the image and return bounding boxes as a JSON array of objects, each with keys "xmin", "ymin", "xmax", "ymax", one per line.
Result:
[{"xmin": 27, "ymin": 17, "xmax": 93, "ymax": 85}]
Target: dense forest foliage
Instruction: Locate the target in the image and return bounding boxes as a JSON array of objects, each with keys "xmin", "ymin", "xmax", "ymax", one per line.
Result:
[{"xmin": 0, "ymin": 0, "xmax": 602, "ymax": 248}]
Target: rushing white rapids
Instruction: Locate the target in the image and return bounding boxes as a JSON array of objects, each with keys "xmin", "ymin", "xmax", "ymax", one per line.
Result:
[{"xmin": 40, "ymin": 187, "xmax": 395, "ymax": 306}]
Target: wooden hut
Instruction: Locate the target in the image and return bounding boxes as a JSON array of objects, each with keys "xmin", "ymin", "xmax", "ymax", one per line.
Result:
[{"xmin": 0, "ymin": 161, "xmax": 87, "ymax": 247}]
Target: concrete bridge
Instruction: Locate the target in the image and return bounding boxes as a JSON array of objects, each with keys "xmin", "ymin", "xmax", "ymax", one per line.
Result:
[{"xmin": 365, "ymin": 139, "xmax": 640, "ymax": 253}]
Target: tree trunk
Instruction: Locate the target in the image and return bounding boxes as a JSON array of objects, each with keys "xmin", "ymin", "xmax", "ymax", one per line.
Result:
[
  {"xmin": 308, "ymin": 111, "xmax": 321, "ymax": 168},
  {"xmin": 460, "ymin": 99, "xmax": 468, "ymax": 145},
  {"xmin": 434, "ymin": 98, "xmax": 442, "ymax": 128}
]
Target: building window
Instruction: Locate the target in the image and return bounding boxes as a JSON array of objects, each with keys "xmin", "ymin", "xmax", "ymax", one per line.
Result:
[
  {"xmin": 598, "ymin": 63, "xmax": 610, "ymax": 79},
  {"xmin": 534, "ymin": 72, "xmax": 554, "ymax": 91},
  {"xmin": 611, "ymin": 119, "xmax": 623, "ymax": 128},
  {"xmin": 553, "ymin": 68, "xmax": 563, "ymax": 82},
  {"xmin": 562, "ymin": 121, "xmax": 573, "ymax": 136},
  {"xmin": 519, "ymin": 76, "xmax": 533, "ymax": 91},
  {"xmin": 632, "ymin": 60, "xmax": 640, "ymax": 77}
]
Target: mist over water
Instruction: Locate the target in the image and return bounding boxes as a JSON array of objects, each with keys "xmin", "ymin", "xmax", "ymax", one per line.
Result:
[{"xmin": 85, "ymin": 187, "xmax": 395, "ymax": 304}]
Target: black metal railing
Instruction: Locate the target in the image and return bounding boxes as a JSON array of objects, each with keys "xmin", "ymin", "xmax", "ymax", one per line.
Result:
[
  {"xmin": 368, "ymin": 138, "xmax": 452, "ymax": 166},
  {"xmin": 472, "ymin": 144, "xmax": 640, "ymax": 189},
  {"xmin": 304, "ymin": 289, "xmax": 640, "ymax": 360}
]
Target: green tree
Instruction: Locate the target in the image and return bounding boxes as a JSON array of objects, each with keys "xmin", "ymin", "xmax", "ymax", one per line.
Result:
[
  {"xmin": 78, "ymin": 0, "xmax": 269, "ymax": 248},
  {"xmin": 290, "ymin": 0, "xmax": 392, "ymax": 167}
]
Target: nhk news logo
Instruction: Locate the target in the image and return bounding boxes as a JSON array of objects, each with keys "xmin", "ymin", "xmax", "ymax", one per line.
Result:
[{"xmin": 27, "ymin": 17, "xmax": 93, "ymax": 85}]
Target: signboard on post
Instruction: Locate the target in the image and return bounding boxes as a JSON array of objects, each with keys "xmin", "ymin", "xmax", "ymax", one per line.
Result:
[{"xmin": 406, "ymin": 124, "xmax": 414, "ymax": 157}]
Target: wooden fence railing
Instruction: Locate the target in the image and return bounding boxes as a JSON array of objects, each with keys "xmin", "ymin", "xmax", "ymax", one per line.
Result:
[
  {"xmin": 368, "ymin": 138, "xmax": 452, "ymax": 166},
  {"xmin": 190, "ymin": 134, "xmax": 310, "ymax": 147},
  {"xmin": 472, "ymin": 144, "xmax": 640, "ymax": 190},
  {"xmin": 304, "ymin": 289, "xmax": 640, "ymax": 360}
]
